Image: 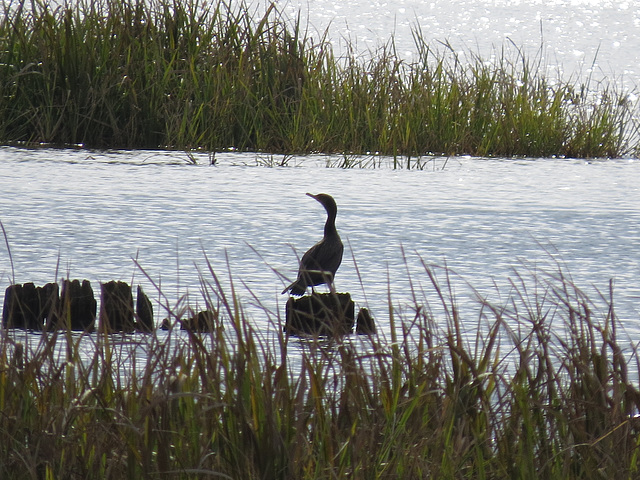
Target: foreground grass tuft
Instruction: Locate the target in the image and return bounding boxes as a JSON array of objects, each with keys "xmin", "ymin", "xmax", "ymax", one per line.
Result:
[
  {"xmin": 1, "ymin": 258, "xmax": 640, "ymax": 479},
  {"xmin": 0, "ymin": 0, "xmax": 637, "ymax": 158}
]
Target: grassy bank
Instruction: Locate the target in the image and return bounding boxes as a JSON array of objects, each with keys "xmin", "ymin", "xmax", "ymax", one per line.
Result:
[
  {"xmin": 0, "ymin": 0, "xmax": 637, "ymax": 158},
  {"xmin": 1, "ymin": 259, "xmax": 639, "ymax": 479}
]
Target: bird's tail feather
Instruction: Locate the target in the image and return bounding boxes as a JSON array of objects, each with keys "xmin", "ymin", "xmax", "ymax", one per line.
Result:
[{"xmin": 282, "ymin": 282, "xmax": 305, "ymax": 296}]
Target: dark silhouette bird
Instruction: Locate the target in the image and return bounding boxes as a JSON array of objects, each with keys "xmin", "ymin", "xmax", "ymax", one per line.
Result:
[{"xmin": 282, "ymin": 193, "xmax": 344, "ymax": 296}]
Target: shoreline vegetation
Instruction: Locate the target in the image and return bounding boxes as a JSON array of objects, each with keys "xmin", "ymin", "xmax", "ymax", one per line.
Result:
[
  {"xmin": 1, "ymin": 0, "xmax": 638, "ymax": 159},
  {"xmin": 1, "ymin": 257, "xmax": 640, "ymax": 478}
]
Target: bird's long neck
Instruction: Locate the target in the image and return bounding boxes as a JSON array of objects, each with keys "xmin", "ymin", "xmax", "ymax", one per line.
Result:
[{"xmin": 323, "ymin": 208, "xmax": 338, "ymax": 237}]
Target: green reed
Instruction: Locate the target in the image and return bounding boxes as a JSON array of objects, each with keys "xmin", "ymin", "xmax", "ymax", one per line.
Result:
[
  {"xmin": 0, "ymin": 0, "xmax": 637, "ymax": 158},
  {"xmin": 1, "ymin": 254, "xmax": 640, "ymax": 479}
]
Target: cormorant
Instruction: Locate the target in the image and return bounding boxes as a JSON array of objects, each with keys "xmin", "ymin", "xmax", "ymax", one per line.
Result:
[{"xmin": 282, "ymin": 193, "xmax": 344, "ymax": 296}]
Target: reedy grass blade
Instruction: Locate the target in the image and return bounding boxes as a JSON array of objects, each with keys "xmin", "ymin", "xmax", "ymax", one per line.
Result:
[{"xmin": 0, "ymin": 0, "xmax": 636, "ymax": 157}]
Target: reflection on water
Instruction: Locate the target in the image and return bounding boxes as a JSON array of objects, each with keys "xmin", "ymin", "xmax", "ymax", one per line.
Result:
[
  {"xmin": 1, "ymin": 148, "xmax": 640, "ymax": 353},
  {"xmin": 275, "ymin": 0, "xmax": 640, "ymax": 87}
]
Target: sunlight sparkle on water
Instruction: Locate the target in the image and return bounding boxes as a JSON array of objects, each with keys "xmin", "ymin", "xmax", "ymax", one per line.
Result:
[{"xmin": 273, "ymin": 0, "xmax": 640, "ymax": 86}]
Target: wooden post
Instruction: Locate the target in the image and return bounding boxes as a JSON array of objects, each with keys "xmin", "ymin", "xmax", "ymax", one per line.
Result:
[
  {"xmin": 285, "ymin": 292, "xmax": 354, "ymax": 336},
  {"xmin": 2, "ymin": 283, "xmax": 41, "ymax": 330},
  {"xmin": 100, "ymin": 281, "xmax": 134, "ymax": 333},
  {"xmin": 135, "ymin": 285, "xmax": 154, "ymax": 333},
  {"xmin": 356, "ymin": 307, "xmax": 376, "ymax": 334},
  {"xmin": 181, "ymin": 309, "xmax": 218, "ymax": 332},
  {"xmin": 40, "ymin": 282, "xmax": 60, "ymax": 330},
  {"xmin": 56, "ymin": 279, "xmax": 97, "ymax": 331}
]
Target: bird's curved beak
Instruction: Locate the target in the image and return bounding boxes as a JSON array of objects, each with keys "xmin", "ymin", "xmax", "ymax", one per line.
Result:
[{"xmin": 306, "ymin": 192, "xmax": 318, "ymax": 200}]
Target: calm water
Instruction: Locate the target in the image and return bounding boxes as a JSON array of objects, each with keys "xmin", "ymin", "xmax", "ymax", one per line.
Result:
[{"xmin": 1, "ymin": 148, "xmax": 640, "ymax": 349}]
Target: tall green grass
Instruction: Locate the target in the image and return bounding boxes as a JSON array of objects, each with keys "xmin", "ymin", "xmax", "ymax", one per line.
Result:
[
  {"xmin": 1, "ymin": 257, "xmax": 639, "ymax": 479},
  {"xmin": 0, "ymin": 0, "xmax": 637, "ymax": 158}
]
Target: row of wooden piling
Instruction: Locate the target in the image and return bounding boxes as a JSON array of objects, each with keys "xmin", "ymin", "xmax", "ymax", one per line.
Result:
[
  {"xmin": 2, "ymin": 280, "xmax": 153, "ymax": 333},
  {"xmin": 3, "ymin": 281, "xmax": 375, "ymax": 336}
]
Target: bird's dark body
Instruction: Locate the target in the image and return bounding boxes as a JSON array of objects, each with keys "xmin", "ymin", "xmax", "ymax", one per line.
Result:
[{"xmin": 283, "ymin": 193, "xmax": 344, "ymax": 296}]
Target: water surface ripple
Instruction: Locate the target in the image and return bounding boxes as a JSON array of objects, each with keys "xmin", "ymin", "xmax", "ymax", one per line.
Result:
[{"xmin": 1, "ymin": 149, "xmax": 640, "ymax": 350}]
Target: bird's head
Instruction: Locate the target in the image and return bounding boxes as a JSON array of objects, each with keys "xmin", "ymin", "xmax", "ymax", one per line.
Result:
[{"xmin": 306, "ymin": 193, "xmax": 337, "ymax": 213}]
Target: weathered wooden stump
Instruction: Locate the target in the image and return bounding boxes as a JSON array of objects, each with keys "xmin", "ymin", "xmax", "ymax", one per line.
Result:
[
  {"xmin": 3, "ymin": 282, "xmax": 60, "ymax": 330},
  {"xmin": 285, "ymin": 292, "xmax": 354, "ymax": 336},
  {"xmin": 3, "ymin": 283, "xmax": 41, "ymax": 329},
  {"xmin": 100, "ymin": 281, "xmax": 135, "ymax": 333},
  {"xmin": 136, "ymin": 285, "xmax": 154, "ymax": 333},
  {"xmin": 356, "ymin": 307, "xmax": 376, "ymax": 335},
  {"xmin": 181, "ymin": 309, "xmax": 218, "ymax": 332},
  {"xmin": 40, "ymin": 282, "xmax": 60, "ymax": 329},
  {"xmin": 55, "ymin": 279, "xmax": 96, "ymax": 331}
]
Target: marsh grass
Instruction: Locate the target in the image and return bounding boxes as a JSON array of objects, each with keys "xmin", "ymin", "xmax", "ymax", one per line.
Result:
[
  {"xmin": 1, "ymin": 254, "xmax": 640, "ymax": 479},
  {"xmin": 0, "ymin": 0, "xmax": 637, "ymax": 158}
]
